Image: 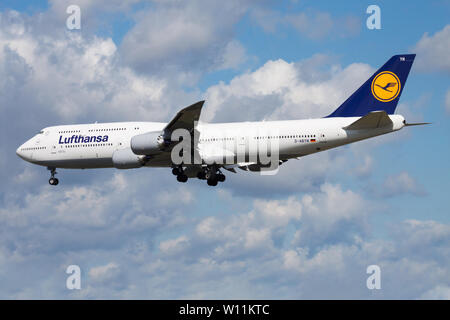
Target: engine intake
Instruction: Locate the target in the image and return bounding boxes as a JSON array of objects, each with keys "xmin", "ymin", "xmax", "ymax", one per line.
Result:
[{"xmin": 131, "ymin": 131, "xmax": 165, "ymax": 155}]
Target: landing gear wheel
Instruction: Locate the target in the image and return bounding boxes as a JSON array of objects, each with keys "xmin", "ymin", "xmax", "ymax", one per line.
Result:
[
  {"xmin": 197, "ymin": 171, "xmax": 206, "ymax": 180},
  {"xmin": 172, "ymin": 167, "xmax": 181, "ymax": 176},
  {"xmin": 207, "ymin": 178, "xmax": 218, "ymax": 186},
  {"xmin": 205, "ymin": 170, "xmax": 214, "ymax": 180},
  {"xmin": 177, "ymin": 174, "xmax": 188, "ymax": 183},
  {"xmin": 217, "ymin": 174, "xmax": 226, "ymax": 182},
  {"xmin": 49, "ymin": 178, "xmax": 59, "ymax": 185},
  {"xmin": 47, "ymin": 167, "xmax": 59, "ymax": 186}
]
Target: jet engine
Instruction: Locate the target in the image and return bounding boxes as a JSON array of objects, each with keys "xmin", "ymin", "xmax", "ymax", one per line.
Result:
[
  {"xmin": 131, "ymin": 131, "xmax": 165, "ymax": 155},
  {"xmin": 112, "ymin": 148, "xmax": 145, "ymax": 169}
]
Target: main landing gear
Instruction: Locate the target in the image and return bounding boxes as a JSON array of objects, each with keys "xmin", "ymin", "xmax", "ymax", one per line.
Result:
[
  {"xmin": 172, "ymin": 166, "xmax": 226, "ymax": 186},
  {"xmin": 172, "ymin": 166, "xmax": 188, "ymax": 183},
  {"xmin": 197, "ymin": 167, "xmax": 225, "ymax": 187},
  {"xmin": 48, "ymin": 167, "xmax": 59, "ymax": 186}
]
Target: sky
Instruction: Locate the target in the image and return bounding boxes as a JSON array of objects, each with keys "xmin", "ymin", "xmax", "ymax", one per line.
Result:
[{"xmin": 0, "ymin": 0, "xmax": 449, "ymax": 299}]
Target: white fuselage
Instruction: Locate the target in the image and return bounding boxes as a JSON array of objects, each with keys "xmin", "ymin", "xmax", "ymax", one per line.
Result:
[{"xmin": 16, "ymin": 115, "xmax": 405, "ymax": 169}]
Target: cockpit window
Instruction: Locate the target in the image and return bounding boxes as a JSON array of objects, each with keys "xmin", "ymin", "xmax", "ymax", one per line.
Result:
[{"xmin": 38, "ymin": 130, "xmax": 44, "ymax": 134}]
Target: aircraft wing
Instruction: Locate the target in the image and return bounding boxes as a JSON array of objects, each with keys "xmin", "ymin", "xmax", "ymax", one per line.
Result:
[
  {"xmin": 163, "ymin": 100, "xmax": 205, "ymax": 136},
  {"xmin": 162, "ymin": 100, "xmax": 204, "ymax": 163}
]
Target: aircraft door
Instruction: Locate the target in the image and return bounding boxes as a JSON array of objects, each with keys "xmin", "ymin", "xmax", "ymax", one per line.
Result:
[{"xmin": 318, "ymin": 132, "xmax": 327, "ymax": 143}]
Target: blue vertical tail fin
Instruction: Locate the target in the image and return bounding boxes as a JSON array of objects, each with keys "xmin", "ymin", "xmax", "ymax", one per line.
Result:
[{"xmin": 326, "ymin": 54, "xmax": 415, "ymax": 117}]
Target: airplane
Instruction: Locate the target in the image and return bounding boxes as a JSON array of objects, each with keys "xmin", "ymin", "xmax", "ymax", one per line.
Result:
[{"xmin": 16, "ymin": 54, "xmax": 428, "ymax": 187}]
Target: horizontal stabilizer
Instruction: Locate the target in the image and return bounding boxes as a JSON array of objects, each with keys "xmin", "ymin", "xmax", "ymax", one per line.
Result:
[{"xmin": 343, "ymin": 111, "xmax": 393, "ymax": 130}]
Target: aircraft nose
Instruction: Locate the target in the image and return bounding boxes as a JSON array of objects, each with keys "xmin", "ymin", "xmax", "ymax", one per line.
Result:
[{"xmin": 16, "ymin": 145, "xmax": 25, "ymax": 159}]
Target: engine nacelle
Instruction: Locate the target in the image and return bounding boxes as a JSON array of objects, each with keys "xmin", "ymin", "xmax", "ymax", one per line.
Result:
[
  {"xmin": 112, "ymin": 148, "xmax": 144, "ymax": 169},
  {"xmin": 131, "ymin": 131, "xmax": 165, "ymax": 155}
]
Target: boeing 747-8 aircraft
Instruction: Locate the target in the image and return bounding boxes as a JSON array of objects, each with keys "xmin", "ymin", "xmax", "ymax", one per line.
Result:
[{"xmin": 16, "ymin": 54, "xmax": 427, "ymax": 186}]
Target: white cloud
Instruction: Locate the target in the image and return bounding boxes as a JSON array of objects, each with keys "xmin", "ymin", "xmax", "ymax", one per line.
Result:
[
  {"xmin": 282, "ymin": 249, "xmax": 303, "ymax": 270},
  {"xmin": 0, "ymin": 171, "xmax": 190, "ymax": 255},
  {"xmin": 1, "ymin": 175, "xmax": 449, "ymax": 299},
  {"xmin": 354, "ymin": 155, "xmax": 373, "ymax": 178},
  {"xmin": 254, "ymin": 196, "xmax": 302, "ymax": 228},
  {"xmin": 216, "ymin": 40, "xmax": 248, "ymax": 71},
  {"xmin": 244, "ymin": 228, "xmax": 271, "ymax": 250},
  {"xmin": 196, "ymin": 217, "xmax": 220, "ymax": 240},
  {"xmin": 250, "ymin": 8, "xmax": 361, "ymax": 39},
  {"xmin": 381, "ymin": 172, "xmax": 426, "ymax": 197},
  {"xmin": 159, "ymin": 236, "xmax": 189, "ymax": 255},
  {"xmin": 89, "ymin": 262, "xmax": 120, "ymax": 282},
  {"xmin": 192, "ymin": 196, "xmax": 305, "ymax": 259},
  {"xmin": 282, "ymin": 244, "xmax": 353, "ymax": 275},
  {"xmin": 420, "ymin": 285, "xmax": 450, "ymax": 300},
  {"xmin": 202, "ymin": 56, "xmax": 373, "ymax": 122},
  {"xmin": 391, "ymin": 220, "xmax": 450, "ymax": 254},
  {"xmin": 413, "ymin": 25, "xmax": 450, "ymax": 73},
  {"xmin": 286, "ymin": 11, "xmax": 334, "ymax": 39},
  {"xmin": 191, "ymin": 183, "xmax": 368, "ymax": 261},
  {"xmin": 292, "ymin": 183, "xmax": 369, "ymax": 249},
  {"xmin": 120, "ymin": 0, "xmax": 249, "ymax": 75},
  {"xmin": 157, "ymin": 187, "xmax": 194, "ymax": 207},
  {"xmin": 249, "ymin": 7, "xmax": 282, "ymax": 34},
  {"xmin": 134, "ymin": 203, "xmax": 450, "ymax": 299},
  {"xmin": 14, "ymin": 166, "xmax": 40, "ymax": 184},
  {"xmin": 218, "ymin": 150, "xmax": 350, "ymax": 198},
  {"xmin": 85, "ymin": 262, "xmax": 130, "ymax": 294},
  {"xmin": 0, "ymin": 13, "xmax": 172, "ymax": 123}
]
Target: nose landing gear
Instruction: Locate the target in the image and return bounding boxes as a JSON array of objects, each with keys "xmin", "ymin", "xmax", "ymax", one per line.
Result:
[{"xmin": 48, "ymin": 167, "xmax": 59, "ymax": 186}]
